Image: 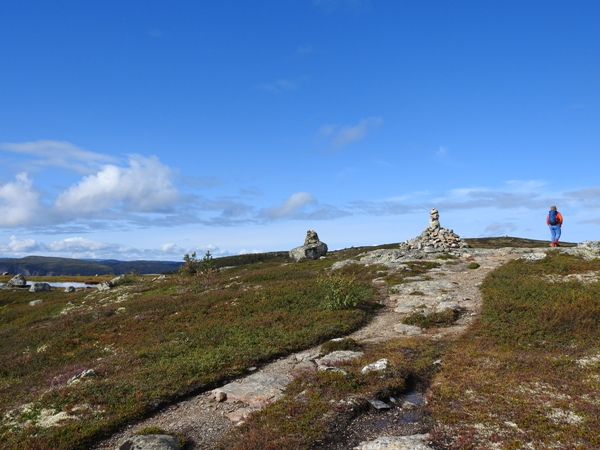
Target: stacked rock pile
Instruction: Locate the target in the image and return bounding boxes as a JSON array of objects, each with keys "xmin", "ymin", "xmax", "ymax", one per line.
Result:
[
  {"xmin": 289, "ymin": 230, "xmax": 328, "ymax": 261},
  {"xmin": 399, "ymin": 208, "xmax": 469, "ymax": 252}
]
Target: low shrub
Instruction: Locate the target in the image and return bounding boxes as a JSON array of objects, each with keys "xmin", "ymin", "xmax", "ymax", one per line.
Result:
[
  {"xmin": 316, "ymin": 272, "xmax": 371, "ymax": 310},
  {"xmin": 320, "ymin": 337, "xmax": 362, "ymax": 354}
]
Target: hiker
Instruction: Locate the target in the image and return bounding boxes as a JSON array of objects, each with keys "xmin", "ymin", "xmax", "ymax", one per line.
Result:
[{"xmin": 546, "ymin": 206, "xmax": 563, "ymax": 247}]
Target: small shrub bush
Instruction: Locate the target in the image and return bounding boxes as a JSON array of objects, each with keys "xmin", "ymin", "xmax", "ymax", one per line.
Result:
[
  {"xmin": 317, "ymin": 272, "xmax": 367, "ymax": 310},
  {"xmin": 468, "ymin": 262, "xmax": 480, "ymax": 269}
]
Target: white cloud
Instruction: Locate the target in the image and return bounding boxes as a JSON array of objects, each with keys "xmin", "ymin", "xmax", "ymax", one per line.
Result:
[
  {"xmin": 0, "ymin": 173, "xmax": 40, "ymax": 226},
  {"xmin": 1, "ymin": 235, "xmax": 40, "ymax": 253},
  {"xmin": 0, "ymin": 140, "xmax": 116, "ymax": 174},
  {"xmin": 54, "ymin": 155, "xmax": 180, "ymax": 213},
  {"xmin": 47, "ymin": 237, "xmax": 109, "ymax": 252},
  {"xmin": 160, "ymin": 243, "xmax": 180, "ymax": 253},
  {"xmin": 239, "ymin": 249, "xmax": 263, "ymax": 254},
  {"xmin": 319, "ymin": 117, "xmax": 382, "ymax": 149},
  {"xmin": 265, "ymin": 192, "xmax": 317, "ymax": 219}
]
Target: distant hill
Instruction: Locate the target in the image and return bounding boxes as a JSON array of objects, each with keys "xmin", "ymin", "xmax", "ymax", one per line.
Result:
[
  {"xmin": 0, "ymin": 237, "xmax": 579, "ymax": 277},
  {"xmin": 0, "ymin": 256, "xmax": 183, "ymax": 276}
]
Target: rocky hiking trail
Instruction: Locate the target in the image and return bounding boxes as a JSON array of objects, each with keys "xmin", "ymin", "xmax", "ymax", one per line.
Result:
[{"xmin": 93, "ymin": 248, "xmax": 529, "ymax": 450}]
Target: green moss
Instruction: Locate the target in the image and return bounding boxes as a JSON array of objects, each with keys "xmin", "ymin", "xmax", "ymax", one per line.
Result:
[{"xmin": 320, "ymin": 338, "xmax": 362, "ymax": 354}]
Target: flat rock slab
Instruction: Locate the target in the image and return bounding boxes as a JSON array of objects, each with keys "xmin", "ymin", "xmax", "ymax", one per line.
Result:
[
  {"xmin": 354, "ymin": 434, "xmax": 433, "ymax": 450},
  {"xmin": 118, "ymin": 434, "xmax": 179, "ymax": 450},
  {"xmin": 214, "ymin": 372, "xmax": 293, "ymax": 407},
  {"xmin": 390, "ymin": 279, "xmax": 457, "ymax": 295},
  {"xmin": 394, "ymin": 324, "xmax": 423, "ymax": 336},
  {"xmin": 315, "ymin": 350, "xmax": 364, "ymax": 366}
]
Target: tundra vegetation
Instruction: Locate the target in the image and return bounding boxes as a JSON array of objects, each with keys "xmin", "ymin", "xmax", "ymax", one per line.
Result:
[
  {"xmin": 0, "ymin": 247, "xmax": 382, "ymax": 449},
  {"xmin": 1, "ymin": 239, "xmax": 598, "ymax": 450}
]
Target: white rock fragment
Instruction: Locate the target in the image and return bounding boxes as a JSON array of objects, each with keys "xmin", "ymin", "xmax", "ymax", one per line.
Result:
[{"xmin": 361, "ymin": 358, "xmax": 389, "ymax": 374}]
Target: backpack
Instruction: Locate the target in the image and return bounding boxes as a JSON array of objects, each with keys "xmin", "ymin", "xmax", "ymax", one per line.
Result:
[{"xmin": 548, "ymin": 210, "xmax": 558, "ymax": 225}]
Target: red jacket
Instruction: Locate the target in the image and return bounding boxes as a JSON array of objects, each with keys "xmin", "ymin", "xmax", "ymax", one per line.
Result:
[{"xmin": 546, "ymin": 211, "xmax": 563, "ymax": 226}]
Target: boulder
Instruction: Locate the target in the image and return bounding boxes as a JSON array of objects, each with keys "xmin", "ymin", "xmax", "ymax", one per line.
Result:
[
  {"xmin": 64, "ymin": 286, "xmax": 76, "ymax": 293},
  {"xmin": 7, "ymin": 274, "xmax": 27, "ymax": 287},
  {"xmin": 29, "ymin": 282, "xmax": 51, "ymax": 293},
  {"xmin": 97, "ymin": 281, "xmax": 111, "ymax": 291},
  {"xmin": 354, "ymin": 434, "xmax": 433, "ymax": 450},
  {"xmin": 118, "ymin": 434, "xmax": 179, "ymax": 450},
  {"xmin": 290, "ymin": 230, "xmax": 328, "ymax": 261}
]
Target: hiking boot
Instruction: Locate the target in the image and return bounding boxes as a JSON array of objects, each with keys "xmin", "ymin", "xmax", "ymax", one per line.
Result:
[
  {"xmin": 554, "ymin": 239, "xmax": 560, "ymax": 247},
  {"xmin": 550, "ymin": 243, "xmax": 555, "ymax": 247}
]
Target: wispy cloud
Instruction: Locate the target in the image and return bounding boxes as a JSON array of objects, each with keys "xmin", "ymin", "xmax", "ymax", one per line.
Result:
[
  {"xmin": 436, "ymin": 145, "xmax": 448, "ymax": 158},
  {"xmin": 318, "ymin": 117, "xmax": 382, "ymax": 150},
  {"xmin": 263, "ymin": 192, "xmax": 317, "ymax": 219},
  {"xmin": 0, "ymin": 140, "xmax": 116, "ymax": 174},
  {"xmin": 256, "ymin": 79, "xmax": 298, "ymax": 93},
  {"xmin": 481, "ymin": 222, "xmax": 518, "ymax": 236}
]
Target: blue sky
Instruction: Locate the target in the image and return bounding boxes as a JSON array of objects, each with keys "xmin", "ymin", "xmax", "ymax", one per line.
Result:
[{"xmin": 1, "ymin": 0, "xmax": 599, "ymax": 261}]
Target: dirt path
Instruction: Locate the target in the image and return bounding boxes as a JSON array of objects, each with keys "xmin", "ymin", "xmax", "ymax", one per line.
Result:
[{"xmin": 92, "ymin": 250, "xmax": 518, "ymax": 450}]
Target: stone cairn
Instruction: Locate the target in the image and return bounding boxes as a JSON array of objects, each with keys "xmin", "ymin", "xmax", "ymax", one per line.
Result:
[
  {"xmin": 289, "ymin": 230, "xmax": 328, "ymax": 261},
  {"xmin": 400, "ymin": 208, "xmax": 469, "ymax": 252}
]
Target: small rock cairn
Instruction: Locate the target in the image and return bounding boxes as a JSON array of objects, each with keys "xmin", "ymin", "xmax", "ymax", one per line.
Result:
[
  {"xmin": 400, "ymin": 208, "xmax": 469, "ymax": 252},
  {"xmin": 289, "ymin": 230, "xmax": 328, "ymax": 261}
]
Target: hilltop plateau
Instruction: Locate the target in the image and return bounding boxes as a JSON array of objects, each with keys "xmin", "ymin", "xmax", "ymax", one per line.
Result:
[{"xmin": 1, "ymin": 236, "xmax": 599, "ymax": 450}]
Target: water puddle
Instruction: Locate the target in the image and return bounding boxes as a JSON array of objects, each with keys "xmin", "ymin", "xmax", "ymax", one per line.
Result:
[{"xmin": 0, "ymin": 282, "xmax": 96, "ymax": 288}]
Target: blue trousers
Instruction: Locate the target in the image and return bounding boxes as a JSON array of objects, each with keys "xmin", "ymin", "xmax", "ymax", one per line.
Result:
[{"xmin": 549, "ymin": 225, "xmax": 561, "ymax": 242}]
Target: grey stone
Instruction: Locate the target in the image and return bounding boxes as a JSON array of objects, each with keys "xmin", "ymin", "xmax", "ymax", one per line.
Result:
[
  {"xmin": 354, "ymin": 434, "xmax": 433, "ymax": 450},
  {"xmin": 518, "ymin": 253, "xmax": 547, "ymax": 260},
  {"xmin": 361, "ymin": 358, "xmax": 389, "ymax": 374},
  {"xmin": 29, "ymin": 282, "xmax": 51, "ymax": 293},
  {"xmin": 213, "ymin": 372, "xmax": 293, "ymax": 408},
  {"xmin": 118, "ymin": 434, "xmax": 179, "ymax": 450},
  {"xmin": 317, "ymin": 365, "xmax": 348, "ymax": 375},
  {"xmin": 290, "ymin": 230, "xmax": 328, "ymax": 261},
  {"xmin": 67, "ymin": 369, "xmax": 96, "ymax": 385},
  {"xmin": 64, "ymin": 286, "xmax": 75, "ymax": 292},
  {"xmin": 290, "ymin": 242, "xmax": 328, "ymax": 261},
  {"xmin": 97, "ymin": 281, "xmax": 111, "ymax": 291},
  {"xmin": 29, "ymin": 299, "xmax": 43, "ymax": 306},
  {"xmin": 368, "ymin": 399, "xmax": 391, "ymax": 410},
  {"xmin": 390, "ymin": 279, "xmax": 456, "ymax": 296},
  {"xmin": 394, "ymin": 323, "xmax": 422, "ymax": 336},
  {"xmin": 110, "ymin": 274, "xmax": 126, "ymax": 286},
  {"xmin": 316, "ymin": 350, "xmax": 364, "ymax": 366},
  {"xmin": 7, "ymin": 274, "xmax": 26, "ymax": 287}
]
